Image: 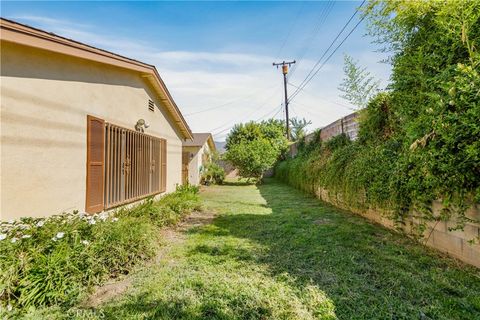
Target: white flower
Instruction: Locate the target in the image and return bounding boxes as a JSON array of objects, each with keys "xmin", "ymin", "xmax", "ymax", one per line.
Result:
[
  {"xmin": 99, "ymin": 213, "xmax": 108, "ymax": 221},
  {"xmin": 0, "ymin": 234, "xmax": 7, "ymax": 241},
  {"xmin": 81, "ymin": 240, "xmax": 90, "ymax": 245},
  {"xmin": 89, "ymin": 219, "xmax": 96, "ymax": 225},
  {"xmin": 22, "ymin": 234, "xmax": 31, "ymax": 239},
  {"xmin": 11, "ymin": 237, "xmax": 18, "ymax": 243},
  {"xmin": 7, "ymin": 304, "xmax": 12, "ymax": 311},
  {"xmin": 56, "ymin": 232, "xmax": 65, "ymax": 239},
  {"xmin": 52, "ymin": 237, "xmax": 57, "ymax": 242},
  {"xmin": 36, "ymin": 220, "xmax": 45, "ymax": 228},
  {"xmin": 8, "ymin": 219, "xmax": 14, "ymax": 224},
  {"xmin": 112, "ymin": 217, "xmax": 119, "ymax": 222}
]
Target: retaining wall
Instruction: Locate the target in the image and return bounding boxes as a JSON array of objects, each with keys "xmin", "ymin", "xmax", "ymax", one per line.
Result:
[
  {"xmin": 289, "ymin": 111, "xmax": 360, "ymax": 158},
  {"xmin": 313, "ymin": 187, "xmax": 480, "ymax": 267}
]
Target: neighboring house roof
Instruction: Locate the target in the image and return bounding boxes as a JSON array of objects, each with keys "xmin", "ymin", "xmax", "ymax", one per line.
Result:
[
  {"xmin": 0, "ymin": 18, "xmax": 193, "ymax": 140},
  {"xmin": 183, "ymin": 133, "xmax": 216, "ymax": 151}
]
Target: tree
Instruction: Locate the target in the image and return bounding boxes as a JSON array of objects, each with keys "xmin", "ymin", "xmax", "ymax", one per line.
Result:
[
  {"xmin": 289, "ymin": 117, "xmax": 312, "ymax": 141},
  {"xmin": 225, "ymin": 139, "xmax": 278, "ymax": 179},
  {"xmin": 338, "ymin": 54, "xmax": 380, "ymax": 109},
  {"xmin": 224, "ymin": 120, "xmax": 288, "ymax": 180}
]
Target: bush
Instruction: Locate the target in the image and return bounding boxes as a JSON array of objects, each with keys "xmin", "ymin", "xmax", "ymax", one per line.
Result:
[
  {"xmin": 201, "ymin": 163, "xmax": 225, "ymax": 185},
  {"xmin": 0, "ymin": 186, "xmax": 201, "ymax": 312},
  {"xmin": 225, "ymin": 138, "xmax": 278, "ymax": 179},
  {"xmin": 278, "ymin": 0, "xmax": 480, "ymax": 233},
  {"xmin": 224, "ymin": 119, "xmax": 288, "ymax": 179}
]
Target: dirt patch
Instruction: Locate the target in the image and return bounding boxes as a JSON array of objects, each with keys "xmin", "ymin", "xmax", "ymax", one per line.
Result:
[
  {"xmin": 83, "ymin": 278, "xmax": 132, "ymax": 308},
  {"xmin": 313, "ymin": 218, "xmax": 331, "ymax": 225},
  {"xmin": 84, "ymin": 210, "xmax": 216, "ymax": 308},
  {"xmin": 153, "ymin": 210, "xmax": 217, "ymax": 264},
  {"xmin": 178, "ymin": 210, "xmax": 217, "ymax": 231}
]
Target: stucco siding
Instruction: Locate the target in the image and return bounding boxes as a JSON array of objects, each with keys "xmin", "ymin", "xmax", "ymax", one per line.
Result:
[
  {"xmin": 182, "ymin": 143, "xmax": 213, "ymax": 185},
  {"xmin": 183, "ymin": 146, "xmax": 201, "ymax": 185},
  {"xmin": 1, "ymin": 42, "xmax": 184, "ymax": 220}
]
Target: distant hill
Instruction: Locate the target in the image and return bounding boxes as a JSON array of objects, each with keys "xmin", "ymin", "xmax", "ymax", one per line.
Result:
[{"xmin": 214, "ymin": 141, "xmax": 227, "ymax": 154}]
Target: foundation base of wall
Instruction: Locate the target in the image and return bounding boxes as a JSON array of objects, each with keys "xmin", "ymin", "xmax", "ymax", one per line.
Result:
[{"xmin": 313, "ymin": 187, "xmax": 480, "ymax": 268}]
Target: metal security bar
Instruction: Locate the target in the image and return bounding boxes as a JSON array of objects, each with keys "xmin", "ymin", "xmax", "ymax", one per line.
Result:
[{"xmin": 104, "ymin": 123, "xmax": 165, "ymax": 209}]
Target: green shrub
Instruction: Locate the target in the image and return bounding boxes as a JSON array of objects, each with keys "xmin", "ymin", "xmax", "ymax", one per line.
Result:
[
  {"xmin": 0, "ymin": 187, "xmax": 201, "ymax": 312},
  {"xmin": 324, "ymin": 133, "xmax": 351, "ymax": 152},
  {"xmin": 224, "ymin": 119, "xmax": 288, "ymax": 179},
  {"xmin": 278, "ymin": 0, "xmax": 480, "ymax": 234},
  {"xmin": 357, "ymin": 92, "xmax": 396, "ymax": 145},
  {"xmin": 201, "ymin": 163, "xmax": 226, "ymax": 185}
]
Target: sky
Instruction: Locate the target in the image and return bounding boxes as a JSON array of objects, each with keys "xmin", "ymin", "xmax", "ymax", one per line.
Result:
[{"xmin": 1, "ymin": 1, "xmax": 391, "ymax": 141}]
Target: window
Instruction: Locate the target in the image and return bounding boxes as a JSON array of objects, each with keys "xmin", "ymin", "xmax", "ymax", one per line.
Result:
[{"xmin": 86, "ymin": 116, "xmax": 166, "ymax": 213}]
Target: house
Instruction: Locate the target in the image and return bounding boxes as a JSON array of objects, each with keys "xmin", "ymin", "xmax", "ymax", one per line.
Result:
[
  {"xmin": 0, "ymin": 18, "xmax": 194, "ymax": 220},
  {"xmin": 182, "ymin": 133, "xmax": 216, "ymax": 185}
]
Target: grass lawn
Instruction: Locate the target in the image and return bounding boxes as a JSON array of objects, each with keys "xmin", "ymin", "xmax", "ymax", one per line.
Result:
[{"xmin": 33, "ymin": 178, "xmax": 480, "ymax": 319}]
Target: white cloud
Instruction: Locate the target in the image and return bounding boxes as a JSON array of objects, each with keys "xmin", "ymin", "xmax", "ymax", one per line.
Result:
[
  {"xmin": 10, "ymin": 14, "xmax": 152, "ymax": 55},
  {"xmin": 149, "ymin": 51, "xmax": 270, "ymax": 66},
  {"xmin": 10, "ymin": 15, "xmax": 391, "ymax": 141},
  {"xmin": 10, "ymin": 15, "xmax": 90, "ymax": 28}
]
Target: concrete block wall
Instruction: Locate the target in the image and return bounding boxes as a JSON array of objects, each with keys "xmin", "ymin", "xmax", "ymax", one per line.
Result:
[
  {"xmin": 314, "ymin": 187, "xmax": 480, "ymax": 268},
  {"xmin": 288, "ymin": 111, "xmax": 360, "ymax": 158},
  {"xmin": 320, "ymin": 111, "xmax": 360, "ymax": 141}
]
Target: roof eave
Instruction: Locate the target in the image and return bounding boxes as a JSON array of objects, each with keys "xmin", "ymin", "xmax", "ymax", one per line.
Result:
[
  {"xmin": 206, "ymin": 135, "xmax": 216, "ymax": 151},
  {"xmin": 0, "ymin": 18, "xmax": 193, "ymax": 140}
]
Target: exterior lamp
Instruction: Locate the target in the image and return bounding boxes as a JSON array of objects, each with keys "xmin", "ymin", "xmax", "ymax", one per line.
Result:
[{"xmin": 135, "ymin": 119, "xmax": 150, "ymax": 132}]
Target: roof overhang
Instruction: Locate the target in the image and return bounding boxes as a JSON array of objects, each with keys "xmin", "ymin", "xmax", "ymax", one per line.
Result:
[
  {"xmin": 206, "ymin": 134, "xmax": 216, "ymax": 151},
  {"xmin": 0, "ymin": 18, "xmax": 193, "ymax": 140}
]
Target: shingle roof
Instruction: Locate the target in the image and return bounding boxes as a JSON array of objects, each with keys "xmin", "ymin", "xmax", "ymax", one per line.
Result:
[{"xmin": 183, "ymin": 133, "xmax": 216, "ymax": 151}]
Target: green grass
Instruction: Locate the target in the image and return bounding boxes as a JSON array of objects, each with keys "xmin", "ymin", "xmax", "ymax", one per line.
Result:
[{"xmin": 22, "ymin": 179, "xmax": 480, "ymax": 319}]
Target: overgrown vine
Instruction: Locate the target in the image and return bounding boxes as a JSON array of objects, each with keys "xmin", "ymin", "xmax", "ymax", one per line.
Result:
[{"xmin": 276, "ymin": 0, "xmax": 480, "ymax": 241}]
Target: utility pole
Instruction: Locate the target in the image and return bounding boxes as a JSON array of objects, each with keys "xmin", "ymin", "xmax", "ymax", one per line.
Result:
[{"xmin": 273, "ymin": 60, "xmax": 295, "ymax": 140}]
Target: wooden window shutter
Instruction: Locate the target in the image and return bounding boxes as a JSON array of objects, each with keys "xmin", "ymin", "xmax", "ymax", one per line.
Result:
[
  {"xmin": 160, "ymin": 139, "xmax": 167, "ymax": 192},
  {"xmin": 86, "ymin": 115, "xmax": 105, "ymax": 213}
]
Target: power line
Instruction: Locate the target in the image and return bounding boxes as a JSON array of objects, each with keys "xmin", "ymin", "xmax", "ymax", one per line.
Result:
[
  {"xmin": 256, "ymin": 104, "xmax": 283, "ymax": 122},
  {"xmin": 287, "ymin": 82, "xmax": 354, "ymax": 110},
  {"xmin": 209, "ymin": 85, "xmax": 281, "ymax": 134},
  {"xmin": 212, "ymin": 104, "xmax": 282, "ymax": 138},
  {"xmin": 273, "ymin": 99, "xmax": 285, "ymax": 120},
  {"xmin": 291, "ymin": 101, "xmax": 333, "ymax": 119},
  {"xmin": 275, "ymin": 2, "xmax": 305, "ymax": 60},
  {"xmin": 295, "ymin": 0, "xmax": 365, "ymax": 89},
  {"xmin": 288, "ymin": 0, "xmax": 366, "ymax": 101},
  {"xmin": 288, "ymin": 14, "xmax": 366, "ymax": 103},
  {"xmin": 290, "ymin": 104, "xmax": 299, "ymax": 118},
  {"xmin": 270, "ymin": 105, "xmax": 283, "ymax": 120},
  {"xmin": 288, "ymin": 1, "xmax": 335, "ymax": 79},
  {"xmin": 192, "ymin": 2, "xmax": 337, "ymax": 138},
  {"xmin": 290, "ymin": 102, "xmax": 320, "ymax": 118},
  {"xmin": 184, "ymin": 84, "xmax": 277, "ymax": 116}
]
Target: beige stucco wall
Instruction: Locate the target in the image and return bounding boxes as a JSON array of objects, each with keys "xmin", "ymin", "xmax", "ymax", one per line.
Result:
[
  {"xmin": 183, "ymin": 146, "xmax": 201, "ymax": 185},
  {"xmin": 183, "ymin": 143, "xmax": 211, "ymax": 185},
  {"xmin": 1, "ymin": 41, "xmax": 185, "ymax": 220}
]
